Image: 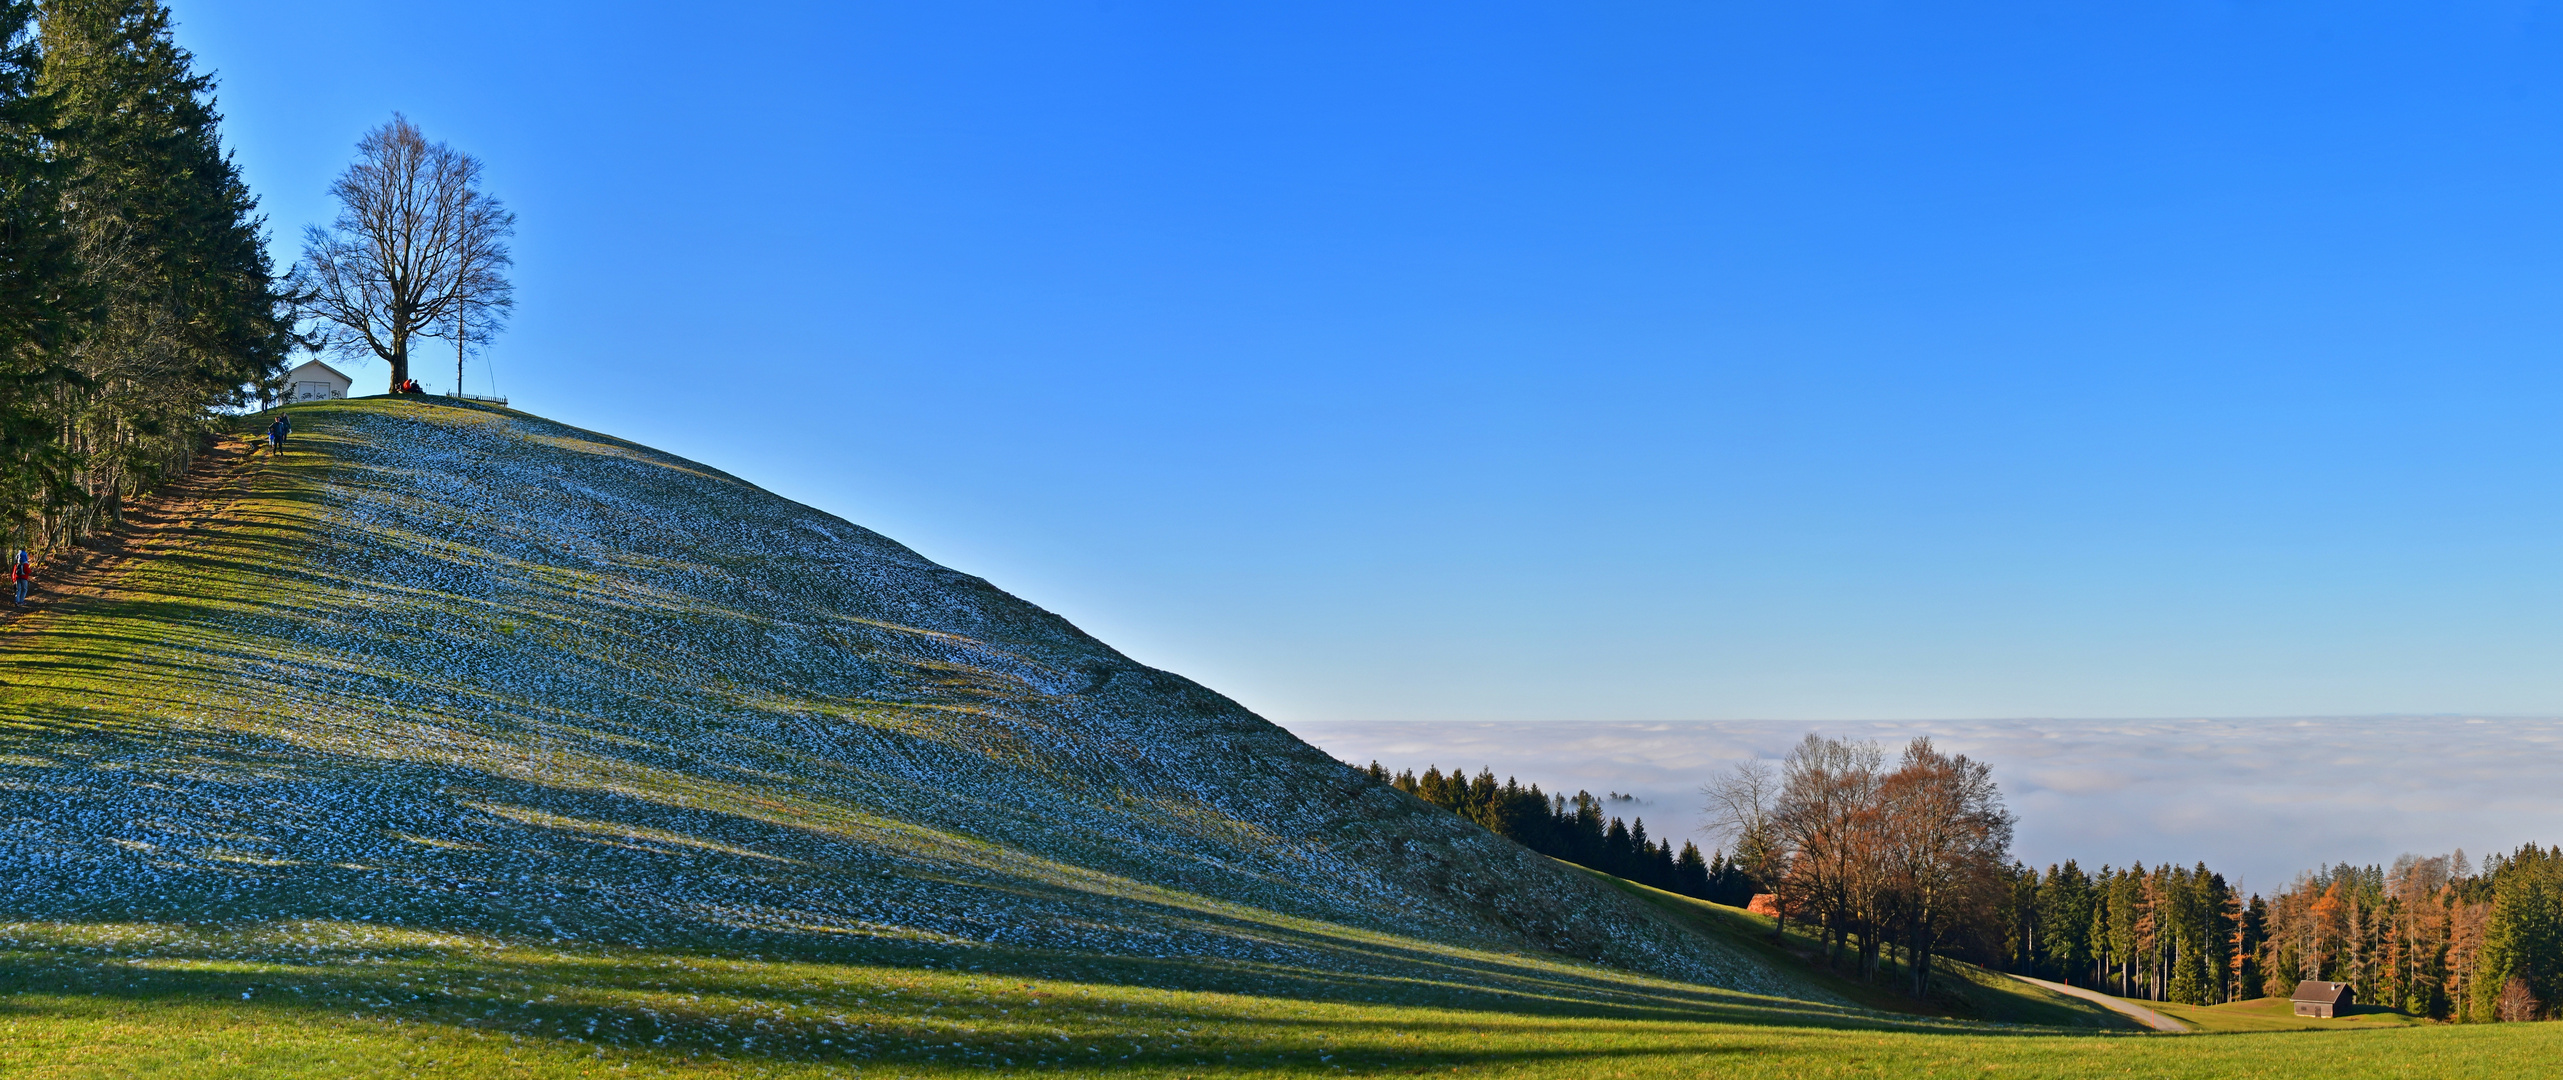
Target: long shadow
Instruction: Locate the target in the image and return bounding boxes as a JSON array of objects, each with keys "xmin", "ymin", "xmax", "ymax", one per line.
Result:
[
  {"xmin": 0, "ymin": 398, "xmax": 2107, "ymax": 1074},
  {"xmin": 0, "ymin": 921, "xmax": 2058, "ymax": 1074}
]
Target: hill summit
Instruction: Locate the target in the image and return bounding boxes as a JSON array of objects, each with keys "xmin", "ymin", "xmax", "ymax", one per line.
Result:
[{"xmin": 0, "ymin": 398, "xmax": 1788, "ymax": 1003}]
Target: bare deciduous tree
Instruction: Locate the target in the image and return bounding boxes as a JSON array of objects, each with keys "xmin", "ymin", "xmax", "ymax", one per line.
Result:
[
  {"xmin": 1774, "ymin": 733, "xmax": 1886, "ymax": 973},
  {"xmin": 292, "ymin": 114, "xmax": 513, "ymax": 393},
  {"xmin": 1878, "ymin": 737, "xmax": 2014, "ymax": 996},
  {"xmin": 1702, "ymin": 760, "xmax": 1786, "ymax": 932},
  {"xmin": 1749, "ymin": 733, "xmax": 2015, "ymax": 996}
]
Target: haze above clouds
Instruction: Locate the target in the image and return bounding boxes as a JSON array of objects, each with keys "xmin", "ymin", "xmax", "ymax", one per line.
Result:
[{"xmin": 1286, "ymin": 718, "xmax": 2563, "ymax": 891}]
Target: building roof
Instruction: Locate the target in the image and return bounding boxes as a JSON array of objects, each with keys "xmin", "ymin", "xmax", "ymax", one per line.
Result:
[
  {"xmin": 284, "ymin": 359, "xmax": 355, "ymax": 385},
  {"xmin": 2290, "ymin": 981, "xmax": 2352, "ymax": 1004}
]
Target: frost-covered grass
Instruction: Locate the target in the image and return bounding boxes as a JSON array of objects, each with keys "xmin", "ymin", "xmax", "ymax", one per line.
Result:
[
  {"xmin": 0, "ymin": 397, "xmax": 1814, "ymax": 1067},
  {"xmin": 0, "ymin": 399, "xmax": 1770, "ymax": 977},
  {"xmin": 1, "ymin": 397, "xmax": 2541, "ymax": 1077}
]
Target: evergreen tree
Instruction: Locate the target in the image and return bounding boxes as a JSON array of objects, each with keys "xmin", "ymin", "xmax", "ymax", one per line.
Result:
[
  {"xmin": 0, "ymin": 0, "xmax": 81, "ymax": 540},
  {"xmin": 2005, "ymin": 864, "xmax": 2039, "ymax": 974},
  {"xmin": 1602, "ymin": 817, "xmax": 1633, "ymax": 879},
  {"xmin": 1568, "ymin": 791, "xmax": 1605, "ymax": 866},
  {"xmin": 2088, "ymin": 866, "xmax": 2115, "ymax": 988},
  {"xmin": 1705, "ymin": 849, "xmax": 1758, "ymax": 906},
  {"xmin": 2473, "ymin": 846, "xmax": 2563, "ymax": 1021},
  {"xmin": 1650, "ymin": 835, "xmax": 1678, "ymax": 891},
  {"xmin": 1467, "ymin": 769, "xmax": 1499, "ymax": 823},
  {"xmin": 1674, "ymin": 841, "xmax": 1712, "ymax": 897},
  {"xmin": 2037, "ymin": 861, "xmax": 2093, "ymax": 984},
  {"xmin": 33, "ymin": 0, "xmax": 286, "ymax": 540},
  {"xmin": 2109, "ymin": 866, "xmax": 2142, "ymax": 996},
  {"xmin": 2235, "ymin": 893, "xmax": 2268, "ymax": 1001}
]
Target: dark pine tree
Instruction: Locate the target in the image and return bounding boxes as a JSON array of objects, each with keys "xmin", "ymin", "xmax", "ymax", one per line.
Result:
[
  {"xmin": 1602, "ymin": 818, "xmax": 1634, "ymax": 879},
  {"xmin": 1674, "ymin": 841, "xmax": 1713, "ymax": 898}
]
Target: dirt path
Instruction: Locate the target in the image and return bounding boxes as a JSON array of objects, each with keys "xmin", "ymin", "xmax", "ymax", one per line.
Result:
[
  {"xmin": 2009, "ymin": 974, "xmax": 2189, "ymax": 1032},
  {"xmin": 0, "ymin": 428, "xmax": 268, "ymax": 631}
]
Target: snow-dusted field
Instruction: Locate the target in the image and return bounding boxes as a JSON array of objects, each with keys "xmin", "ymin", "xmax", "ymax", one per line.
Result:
[{"xmin": 0, "ymin": 399, "xmax": 1799, "ymax": 1003}]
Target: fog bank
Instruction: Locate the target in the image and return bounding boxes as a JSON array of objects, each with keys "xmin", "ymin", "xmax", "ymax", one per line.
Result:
[{"xmin": 1281, "ymin": 717, "xmax": 2563, "ymax": 892}]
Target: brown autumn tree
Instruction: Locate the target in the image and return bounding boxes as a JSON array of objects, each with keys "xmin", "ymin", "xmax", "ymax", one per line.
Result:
[
  {"xmin": 292, "ymin": 114, "xmax": 514, "ymax": 393},
  {"xmin": 1772, "ymin": 734, "xmax": 1885, "ymax": 972},
  {"xmin": 1878, "ymin": 737, "xmax": 2015, "ymax": 997}
]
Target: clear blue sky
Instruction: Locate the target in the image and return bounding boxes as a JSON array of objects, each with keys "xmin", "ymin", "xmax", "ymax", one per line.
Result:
[{"xmin": 184, "ymin": 2, "xmax": 2563, "ymax": 725}]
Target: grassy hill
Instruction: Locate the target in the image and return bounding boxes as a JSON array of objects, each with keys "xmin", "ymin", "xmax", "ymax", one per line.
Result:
[
  {"xmin": 0, "ymin": 396, "xmax": 2553, "ymax": 1077},
  {"xmin": 1564, "ymin": 865, "xmax": 2136, "ymax": 1030}
]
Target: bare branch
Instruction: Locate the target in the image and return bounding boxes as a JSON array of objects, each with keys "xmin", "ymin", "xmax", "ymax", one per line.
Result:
[{"xmin": 289, "ymin": 115, "xmax": 514, "ymax": 392}]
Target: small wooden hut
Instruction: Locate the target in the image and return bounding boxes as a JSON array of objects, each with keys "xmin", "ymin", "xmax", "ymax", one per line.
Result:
[{"xmin": 2290, "ymin": 980, "xmax": 2353, "ymax": 1018}]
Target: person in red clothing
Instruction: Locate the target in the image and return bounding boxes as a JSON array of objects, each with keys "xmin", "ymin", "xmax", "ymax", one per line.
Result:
[{"xmin": 11, "ymin": 550, "xmax": 28, "ymax": 607}]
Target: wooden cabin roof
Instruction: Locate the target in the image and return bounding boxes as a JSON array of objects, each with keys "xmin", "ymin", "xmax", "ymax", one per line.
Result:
[{"xmin": 285, "ymin": 359, "xmax": 355, "ymax": 386}]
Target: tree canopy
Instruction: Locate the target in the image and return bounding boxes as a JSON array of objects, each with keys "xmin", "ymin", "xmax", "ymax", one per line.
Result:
[{"xmin": 0, "ymin": 0, "xmax": 288, "ymax": 548}]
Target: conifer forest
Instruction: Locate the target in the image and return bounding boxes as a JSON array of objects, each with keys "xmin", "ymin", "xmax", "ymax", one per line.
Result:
[
  {"xmin": 1370, "ymin": 760, "xmax": 1759, "ymax": 905},
  {"xmin": 1390, "ymin": 733, "xmax": 2563, "ymax": 1020},
  {"xmin": 0, "ymin": 0, "xmax": 291, "ymax": 550},
  {"xmin": 2008, "ymin": 845, "xmax": 2563, "ymax": 1022}
]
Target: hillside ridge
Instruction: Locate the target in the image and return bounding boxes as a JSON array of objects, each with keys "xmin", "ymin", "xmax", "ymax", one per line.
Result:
[{"xmin": 0, "ymin": 397, "xmax": 1814, "ymax": 1009}]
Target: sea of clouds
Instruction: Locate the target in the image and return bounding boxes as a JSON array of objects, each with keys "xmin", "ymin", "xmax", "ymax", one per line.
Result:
[{"xmin": 1279, "ymin": 717, "xmax": 2563, "ymax": 894}]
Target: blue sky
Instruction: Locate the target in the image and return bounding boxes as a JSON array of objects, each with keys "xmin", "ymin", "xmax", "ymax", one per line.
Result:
[{"xmin": 183, "ymin": 2, "xmax": 2563, "ymax": 726}]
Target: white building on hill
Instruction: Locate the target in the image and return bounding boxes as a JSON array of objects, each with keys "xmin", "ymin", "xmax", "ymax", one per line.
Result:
[{"xmin": 283, "ymin": 359, "xmax": 353, "ymax": 403}]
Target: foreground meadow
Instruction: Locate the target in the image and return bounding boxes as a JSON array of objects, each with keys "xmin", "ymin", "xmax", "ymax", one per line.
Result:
[{"xmin": 0, "ymin": 927, "xmax": 2554, "ymax": 1079}]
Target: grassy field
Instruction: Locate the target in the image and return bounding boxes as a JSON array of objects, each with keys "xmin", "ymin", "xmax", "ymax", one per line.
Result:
[
  {"xmin": 1, "ymin": 928, "xmax": 2557, "ymax": 1079},
  {"xmin": 2148, "ymin": 996, "xmax": 2432, "ymax": 1034},
  {"xmin": 0, "ymin": 397, "xmax": 2553, "ymax": 1077},
  {"xmin": 1573, "ymin": 865, "xmax": 2135, "ymax": 1030}
]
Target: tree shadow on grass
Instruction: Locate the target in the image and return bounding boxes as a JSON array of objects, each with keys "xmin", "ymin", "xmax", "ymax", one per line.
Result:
[
  {"xmin": 0, "ymin": 398, "xmax": 2088, "ymax": 1075},
  {"xmin": 0, "ymin": 925, "xmax": 1894, "ymax": 1075}
]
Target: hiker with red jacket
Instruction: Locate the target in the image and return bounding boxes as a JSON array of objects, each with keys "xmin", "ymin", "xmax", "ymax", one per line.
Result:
[{"xmin": 12, "ymin": 550, "xmax": 28, "ymax": 607}]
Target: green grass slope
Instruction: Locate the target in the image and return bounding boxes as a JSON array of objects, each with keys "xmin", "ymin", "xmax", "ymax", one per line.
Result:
[
  {"xmin": 0, "ymin": 398, "xmax": 1780, "ymax": 977},
  {"xmin": 1565, "ymin": 864, "xmax": 2137, "ymax": 1030},
  {"xmin": 2148, "ymin": 996, "xmax": 2432, "ymax": 1033},
  {"xmin": 1, "ymin": 396, "xmax": 2552, "ymax": 1077},
  {"xmin": 0, "ymin": 398, "xmax": 1828, "ymax": 1063}
]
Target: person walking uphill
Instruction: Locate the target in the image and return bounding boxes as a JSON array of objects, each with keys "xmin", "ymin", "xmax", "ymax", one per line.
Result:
[{"xmin": 12, "ymin": 550, "xmax": 28, "ymax": 607}]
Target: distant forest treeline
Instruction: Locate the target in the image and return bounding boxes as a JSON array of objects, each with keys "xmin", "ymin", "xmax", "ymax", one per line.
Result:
[
  {"xmin": 2006, "ymin": 845, "xmax": 2563, "ymax": 1021},
  {"xmin": 0, "ymin": 1, "xmax": 290, "ymax": 550},
  {"xmin": 1380, "ymin": 736, "xmax": 2563, "ymax": 1020},
  {"xmin": 1362, "ymin": 762, "xmax": 1757, "ymax": 906}
]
